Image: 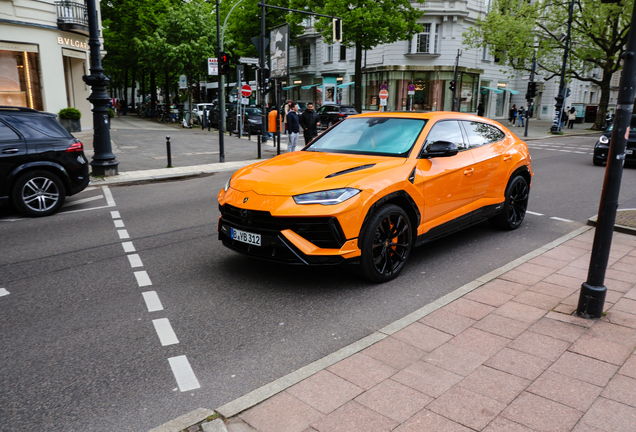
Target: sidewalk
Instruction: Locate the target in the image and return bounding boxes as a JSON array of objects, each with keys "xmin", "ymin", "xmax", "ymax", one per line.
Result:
[{"xmin": 178, "ymin": 226, "xmax": 636, "ymax": 432}]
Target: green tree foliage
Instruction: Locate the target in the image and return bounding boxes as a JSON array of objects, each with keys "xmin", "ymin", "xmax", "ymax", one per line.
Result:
[
  {"xmin": 288, "ymin": 0, "xmax": 424, "ymax": 111},
  {"xmin": 464, "ymin": 0, "xmax": 633, "ymax": 129}
]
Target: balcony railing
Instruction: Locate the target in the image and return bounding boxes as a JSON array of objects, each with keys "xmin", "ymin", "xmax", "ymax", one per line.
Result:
[{"xmin": 55, "ymin": 1, "xmax": 89, "ymax": 36}]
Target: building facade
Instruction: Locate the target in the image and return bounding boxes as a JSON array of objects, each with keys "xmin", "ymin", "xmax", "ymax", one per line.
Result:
[
  {"xmin": 0, "ymin": 0, "xmax": 99, "ymax": 129},
  {"xmin": 283, "ymin": 0, "xmax": 606, "ymax": 123}
]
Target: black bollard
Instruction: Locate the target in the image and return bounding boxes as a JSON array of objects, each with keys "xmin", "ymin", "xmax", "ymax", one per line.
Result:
[
  {"xmin": 166, "ymin": 135, "xmax": 172, "ymax": 168},
  {"xmin": 257, "ymin": 134, "xmax": 261, "ymax": 159}
]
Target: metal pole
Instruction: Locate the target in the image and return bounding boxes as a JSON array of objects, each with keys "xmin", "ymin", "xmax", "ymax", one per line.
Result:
[
  {"xmin": 259, "ymin": 0, "xmax": 266, "ymax": 157},
  {"xmin": 577, "ymin": 0, "xmax": 636, "ymax": 319},
  {"xmin": 524, "ymin": 55, "xmax": 536, "ymax": 138},
  {"xmin": 216, "ymin": 0, "xmax": 225, "ymax": 162},
  {"xmin": 550, "ymin": 0, "xmax": 574, "ymax": 134},
  {"xmin": 83, "ymin": 0, "xmax": 119, "ymax": 176},
  {"xmin": 166, "ymin": 136, "xmax": 172, "ymax": 168},
  {"xmin": 452, "ymin": 50, "xmax": 461, "ymax": 112}
]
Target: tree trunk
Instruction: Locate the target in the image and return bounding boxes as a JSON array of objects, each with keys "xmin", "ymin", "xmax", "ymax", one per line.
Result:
[
  {"xmin": 354, "ymin": 41, "xmax": 363, "ymax": 113},
  {"xmin": 150, "ymin": 70, "xmax": 156, "ymax": 112},
  {"xmin": 165, "ymin": 70, "xmax": 170, "ymax": 106},
  {"xmin": 592, "ymin": 70, "xmax": 613, "ymax": 130},
  {"xmin": 123, "ymin": 68, "xmax": 128, "ymax": 108},
  {"xmin": 130, "ymin": 67, "xmax": 136, "ymax": 110},
  {"xmin": 141, "ymin": 68, "xmax": 146, "ymax": 107}
]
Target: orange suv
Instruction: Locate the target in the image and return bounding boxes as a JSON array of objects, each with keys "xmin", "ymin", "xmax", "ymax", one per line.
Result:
[{"xmin": 217, "ymin": 112, "xmax": 532, "ymax": 282}]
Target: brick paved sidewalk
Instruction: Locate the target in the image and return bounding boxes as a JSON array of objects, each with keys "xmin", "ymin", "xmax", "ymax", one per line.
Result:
[{"xmin": 198, "ymin": 228, "xmax": 636, "ymax": 432}]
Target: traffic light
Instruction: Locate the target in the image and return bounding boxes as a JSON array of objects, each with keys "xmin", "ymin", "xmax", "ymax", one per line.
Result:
[
  {"xmin": 526, "ymin": 81, "xmax": 538, "ymax": 99},
  {"xmin": 260, "ymin": 68, "xmax": 271, "ymax": 94},
  {"xmin": 219, "ymin": 52, "xmax": 230, "ymax": 75},
  {"xmin": 554, "ymin": 94, "xmax": 564, "ymax": 107},
  {"xmin": 449, "ymin": 80, "xmax": 456, "ymax": 92},
  {"xmin": 333, "ymin": 18, "xmax": 342, "ymax": 43}
]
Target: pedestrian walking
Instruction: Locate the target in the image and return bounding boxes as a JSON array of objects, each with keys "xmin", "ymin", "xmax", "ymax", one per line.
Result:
[
  {"xmin": 477, "ymin": 103, "xmax": 484, "ymax": 117},
  {"xmin": 508, "ymin": 104, "xmax": 517, "ymax": 126},
  {"xmin": 518, "ymin": 106, "xmax": 525, "ymax": 127},
  {"xmin": 568, "ymin": 107, "xmax": 576, "ymax": 129},
  {"xmin": 283, "ymin": 100, "xmax": 292, "ymax": 134},
  {"xmin": 561, "ymin": 108, "xmax": 568, "ymax": 130},
  {"xmin": 114, "ymin": 99, "xmax": 121, "ymax": 118},
  {"xmin": 299, "ymin": 102, "xmax": 321, "ymax": 144},
  {"xmin": 287, "ymin": 102, "xmax": 300, "ymax": 152}
]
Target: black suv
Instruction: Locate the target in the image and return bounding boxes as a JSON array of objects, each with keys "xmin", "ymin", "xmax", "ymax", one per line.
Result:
[
  {"xmin": 317, "ymin": 104, "xmax": 358, "ymax": 129},
  {"xmin": 593, "ymin": 114, "xmax": 636, "ymax": 166},
  {"xmin": 0, "ymin": 107, "xmax": 90, "ymax": 217}
]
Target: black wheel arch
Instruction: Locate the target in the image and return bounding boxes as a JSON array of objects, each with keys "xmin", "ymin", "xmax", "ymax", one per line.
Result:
[
  {"xmin": 8, "ymin": 162, "xmax": 72, "ymax": 195},
  {"xmin": 358, "ymin": 190, "xmax": 421, "ymax": 249}
]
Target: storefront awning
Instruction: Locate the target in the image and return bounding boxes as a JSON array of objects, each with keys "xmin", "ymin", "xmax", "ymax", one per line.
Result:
[
  {"xmin": 301, "ymin": 84, "xmax": 321, "ymax": 90},
  {"xmin": 337, "ymin": 82, "xmax": 355, "ymax": 88},
  {"xmin": 481, "ymin": 86, "xmax": 503, "ymax": 94},
  {"xmin": 282, "ymin": 85, "xmax": 299, "ymax": 90},
  {"xmin": 501, "ymin": 88, "xmax": 520, "ymax": 94}
]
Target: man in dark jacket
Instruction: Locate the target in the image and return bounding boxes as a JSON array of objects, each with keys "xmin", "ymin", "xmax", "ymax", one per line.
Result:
[
  {"xmin": 299, "ymin": 102, "xmax": 321, "ymax": 144},
  {"xmin": 287, "ymin": 102, "xmax": 300, "ymax": 152}
]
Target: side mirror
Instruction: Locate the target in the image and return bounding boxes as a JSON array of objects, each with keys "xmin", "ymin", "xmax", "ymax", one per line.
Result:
[{"xmin": 421, "ymin": 141, "xmax": 459, "ymax": 158}]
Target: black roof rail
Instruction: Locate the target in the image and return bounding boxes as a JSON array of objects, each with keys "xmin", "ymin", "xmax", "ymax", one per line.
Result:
[{"xmin": 0, "ymin": 106, "xmax": 39, "ymax": 113}]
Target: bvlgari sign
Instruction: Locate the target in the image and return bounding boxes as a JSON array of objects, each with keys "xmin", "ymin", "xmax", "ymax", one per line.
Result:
[{"xmin": 57, "ymin": 37, "xmax": 88, "ymax": 50}]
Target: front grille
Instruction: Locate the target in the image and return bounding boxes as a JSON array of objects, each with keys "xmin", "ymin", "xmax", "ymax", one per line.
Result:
[{"xmin": 220, "ymin": 204, "xmax": 346, "ymax": 249}]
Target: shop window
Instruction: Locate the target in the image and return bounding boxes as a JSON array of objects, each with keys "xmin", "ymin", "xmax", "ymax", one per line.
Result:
[{"xmin": 0, "ymin": 50, "xmax": 43, "ymax": 110}]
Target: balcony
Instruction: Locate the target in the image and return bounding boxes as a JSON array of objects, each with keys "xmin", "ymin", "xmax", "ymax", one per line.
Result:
[{"xmin": 55, "ymin": 1, "xmax": 89, "ymax": 36}]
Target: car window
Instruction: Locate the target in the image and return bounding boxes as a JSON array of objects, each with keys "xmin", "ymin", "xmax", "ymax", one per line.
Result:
[
  {"xmin": 245, "ymin": 108, "xmax": 262, "ymax": 116},
  {"xmin": 423, "ymin": 120, "xmax": 466, "ymax": 151},
  {"xmin": 341, "ymin": 107, "xmax": 357, "ymax": 114},
  {"xmin": 0, "ymin": 121, "xmax": 21, "ymax": 141},
  {"xmin": 462, "ymin": 121, "xmax": 505, "ymax": 148},
  {"xmin": 305, "ymin": 117, "xmax": 426, "ymax": 157},
  {"xmin": 6, "ymin": 115, "xmax": 70, "ymax": 139}
]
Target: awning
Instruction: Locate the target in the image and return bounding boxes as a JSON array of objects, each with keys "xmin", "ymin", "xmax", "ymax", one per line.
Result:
[
  {"xmin": 501, "ymin": 88, "xmax": 519, "ymax": 94},
  {"xmin": 480, "ymin": 86, "xmax": 503, "ymax": 94},
  {"xmin": 282, "ymin": 85, "xmax": 299, "ymax": 90},
  {"xmin": 301, "ymin": 84, "xmax": 321, "ymax": 90},
  {"xmin": 337, "ymin": 82, "xmax": 355, "ymax": 88}
]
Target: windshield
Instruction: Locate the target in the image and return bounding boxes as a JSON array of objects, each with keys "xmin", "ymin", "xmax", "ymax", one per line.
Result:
[
  {"xmin": 245, "ymin": 108, "xmax": 262, "ymax": 116},
  {"xmin": 305, "ymin": 117, "xmax": 426, "ymax": 157}
]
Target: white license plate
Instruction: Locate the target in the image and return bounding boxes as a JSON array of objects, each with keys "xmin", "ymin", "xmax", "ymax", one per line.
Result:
[
  {"xmin": 231, "ymin": 227, "xmax": 261, "ymax": 246},
  {"xmin": 626, "ymin": 149, "xmax": 633, "ymax": 155}
]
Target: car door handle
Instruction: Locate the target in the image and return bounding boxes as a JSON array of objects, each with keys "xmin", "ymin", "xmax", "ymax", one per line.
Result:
[
  {"xmin": 463, "ymin": 168, "xmax": 475, "ymax": 176},
  {"xmin": 2, "ymin": 148, "xmax": 19, "ymax": 154},
  {"xmin": 503, "ymin": 154, "xmax": 513, "ymax": 162}
]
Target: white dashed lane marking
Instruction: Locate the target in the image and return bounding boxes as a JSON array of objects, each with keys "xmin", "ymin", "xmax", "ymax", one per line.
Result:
[
  {"xmin": 168, "ymin": 356, "xmax": 201, "ymax": 392},
  {"xmin": 152, "ymin": 318, "xmax": 179, "ymax": 346},
  {"xmin": 527, "ymin": 211, "xmax": 544, "ymax": 216},
  {"xmin": 111, "ymin": 211, "xmax": 121, "ymax": 218},
  {"xmin": 114, "ymin": 220, "xmax": 125, "ymax": 228},
  {"xmin": 134, "ymin": 271, "xmax": 152, "ymax": 287},
  {"xmin": 122, "ymin": 242, "xmax": 136, "ymax": 253},
  {"xmin": 127, "ymin": 254, "xmax": 143, "ymax": 268},
  {"xmin": 117, "ymin": 229, "xmax": 130, "ymax": 239},
  {"xmin": 0, "ymin": 288, "xmax": 9, "ymax": 297},
  {"xmin": 142, "ymin": 291, "xmax": 164, "ymax": 312},
  {"xmin": 62, "ymin": 195, "xmax": 103, "ymax": 208},
  {"xmin": 550, "ymin": 216, "xmax": 575, "ymax": 223}
]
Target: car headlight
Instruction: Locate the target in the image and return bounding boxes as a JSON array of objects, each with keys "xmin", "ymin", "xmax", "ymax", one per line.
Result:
[
  {"xmin": 599, "ymin": 135, "xmax": 609, "ymax": 145},
  {"xmin": 293, "ymin": 188, "xmax": 361, "ymax": 205},
  {"xmin": 224, "ymin": 178, "xmax": 231, "ymax": 192}
]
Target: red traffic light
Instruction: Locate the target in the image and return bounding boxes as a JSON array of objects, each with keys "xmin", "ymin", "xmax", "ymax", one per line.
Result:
[{"xmin": 449, "ymin": 80, "xmax": 456, "ymax": 92}]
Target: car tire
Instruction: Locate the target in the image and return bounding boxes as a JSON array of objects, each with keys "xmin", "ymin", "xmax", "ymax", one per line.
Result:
[
  {"xmin": 489, "ymin": 175, "xmax": 529, "ymax": 230},
  {"xmin": 326, "ymin": 120, "xmax": 333, "ymax": 129},
  {"xmin": 359, "ymin": 204, "xmax": 412, "ymax": 283},
  {"xmin": 12, "ymin": 170, "xmax": 66, "ymax": 217},
  {"xmin": 593, "ymin": 158, "xmax": 604, "ymax": 166}
]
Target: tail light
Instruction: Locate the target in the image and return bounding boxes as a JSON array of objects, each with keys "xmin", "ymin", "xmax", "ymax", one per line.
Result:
[
  {"xmin": 337, "ymin": 113, "xmax": 346, "ymax": 118},
  {"xmin": 66, "ymin": 142, "xmax": 84, "ymax": 152}
]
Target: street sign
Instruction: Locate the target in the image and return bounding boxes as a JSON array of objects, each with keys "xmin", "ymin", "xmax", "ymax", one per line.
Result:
[
  {"xmin": 241, "ymin": 84, "xmax": 252, "ymax": 97},
  {"xmin": 407, "ymin": 84, "xmax": 415, "ymax": 95},
  {"xmin": 380, "ymin": 84, "xmax": 387, "ymax": 90},
  {"xmin": 208, "ymin": 58, "xmax": 218, "ymax": 75},
  {"xmin": 380, "ymin": 98, "xmax": 388, "ymax": 106},
  {"xmin": 379, "ymin": 89, "xmax": 389, "ymax": 100},
  {"xmin": 241, "ymin": 98, "xmax": 250, "ymax": 105},
  {"xmin": 179, "ymin": 74, "xmax": 187, "ymax": 89},
  {"xmin": 239, "ymin": 57, "xmax": 259, "ymax": 65}
]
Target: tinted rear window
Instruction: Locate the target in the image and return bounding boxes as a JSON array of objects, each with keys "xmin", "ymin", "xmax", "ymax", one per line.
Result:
[
  {"xmin": 6, "ymin": 115, "xmax": 70, "ymax": 139},
  {"xmin": 341, "ymin": 107, "xmax": 357, "ymax": 114}
]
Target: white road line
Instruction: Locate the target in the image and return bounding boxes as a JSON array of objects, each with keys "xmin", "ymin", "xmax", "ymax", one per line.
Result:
[
  {"xmin": 142, "ymin": 291, "xmax": 164, "ymax": 312},
  {"xmin": 114, "ymin": 220, "xmax": 125, "ymax": 228},
  {"xmin": 102, "ymin": 186, "xmax": 116, "ymax": 207},
  {"xmin": 168, "ymin": 356, "xmax": 200, "ymax": 392},
  {"xmin": 526, "ymin": 211, "xmax": 544, "ymax": 216},
  {"xmin": 62, "ymin": 195, "xmax": 103, "ymax": 208},
  {"xmin": 558, "ymin": 150, "xmax": 571, "ymax": 152},
  {"xmin": 550, "ymin": 216, "xmax": 575, "ymax": 223},
  {"xmin": 111, "ymin": 211, "xmax": 121, "ymax": 219},
  {"xmin": 122, "ymin": 242, "xmax": 136, "ymax": 253},
  {"xmin": 152, "ymin": 318, "xmax": 179, "ymax": 346},
  {"xmin": 118, "ymin": 229, "xmax": 130, "ymax": 239},
  {"xmin": 574, "ymin": 151, "xmax": 586, "ymax": 154},
  {"xmin": 134, "ymin": 271, "xmax": 152, "ymax": 287},
  {"xmin": 0, "ymin": 288, "xmax": 9, "ymax": 297},
  {"xmin": 127, "ymin": 254, "xmax": 143, "ymax": 268}
]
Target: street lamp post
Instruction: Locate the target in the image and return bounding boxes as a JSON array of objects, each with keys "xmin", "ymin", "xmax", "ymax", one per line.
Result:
[
  {"xmin": 82, "ymin": 0, "xmax": 119, "ymax": 176},
  {"xmin": 550, "ymin": 0, "xmax": 575, "ymax": 134}
]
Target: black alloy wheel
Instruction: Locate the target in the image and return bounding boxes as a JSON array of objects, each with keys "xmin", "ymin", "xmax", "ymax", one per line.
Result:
[
  {"xmin": 490, "ymin": 175, "xmax": 529, "ymax": 230},
  {"xmin": 360, "ymin": 204, "xmax": 412, "ymax": 282},
  {"xmin": 12, "ymin": 170, "xmax": 66, "ymax": 217}
]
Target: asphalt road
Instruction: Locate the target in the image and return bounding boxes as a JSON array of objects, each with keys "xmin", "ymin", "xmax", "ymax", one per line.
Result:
[{"xmin": 1, "ymin": 134, "xmax": 636, "ymax": 431}]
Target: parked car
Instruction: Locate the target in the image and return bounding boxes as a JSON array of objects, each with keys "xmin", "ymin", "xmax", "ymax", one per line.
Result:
[
  {"xmin": 0, "ymin": 106, "xmax": 90, "ymax": 217},
  {"xmin": 192, "ymin": 103, "xmax": 215, "ymax": 125},
  {"xmin": 593, "ymin": 115, "xmax": 636, "ymax": 166},
  {"xmin": 217, "ymin": 111, "xmax": 533, "ymax": 282},
  {"xmin": 317, "ymin": 104, "xmax": 358, "ymax": 129},
  {"xmin": 226, "ymin": 106, "xmax": 263, "ymax": 135}
]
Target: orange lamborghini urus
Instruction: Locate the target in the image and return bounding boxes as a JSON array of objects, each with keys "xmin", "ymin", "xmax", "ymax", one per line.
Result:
[{"xmin": 217, "ymin": 112, "xmax": 533, "ymax": 282}]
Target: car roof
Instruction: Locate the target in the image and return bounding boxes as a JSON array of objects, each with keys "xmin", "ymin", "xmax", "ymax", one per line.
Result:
[{"xmin": 0, "ymin": 106, "xmax": 56, "ymax": 118}]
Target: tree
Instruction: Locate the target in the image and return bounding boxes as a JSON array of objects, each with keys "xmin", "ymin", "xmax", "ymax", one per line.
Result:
[
  {"xmin": 288, "ymin": 0, "xmax": 424, "ymax": 112},
  {"xmin": 464, "ymin": 0, "xmax": 633, "ymax": 129}
]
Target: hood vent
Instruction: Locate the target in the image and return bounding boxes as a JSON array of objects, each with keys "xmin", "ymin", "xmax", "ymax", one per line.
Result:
[{"xmin": 325, "ymin": 164, "xmax": 376, "ymax": 179}]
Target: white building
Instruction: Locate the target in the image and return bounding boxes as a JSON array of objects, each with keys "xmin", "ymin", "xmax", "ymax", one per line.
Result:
[
  {"xmin": 283, "ymin": 0, "xmax": 605, "ymax": 123},
  {"xmin": 0, "ymin": 0, "xmax": 101, "ymax": 129}
]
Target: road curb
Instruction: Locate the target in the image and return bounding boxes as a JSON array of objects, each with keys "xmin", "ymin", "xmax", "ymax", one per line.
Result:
[
  {"xmin": 209, "ymin": 225, "xmax": 593, "ymax": 420},
  {"xmin": 587, "ymin": 209, "xmax": 636, "ymax": 236}
]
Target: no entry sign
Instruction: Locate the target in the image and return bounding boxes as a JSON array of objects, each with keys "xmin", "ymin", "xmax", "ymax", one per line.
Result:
[
  {"xmin": 379, "ymin": 89, "xmax": 389, "ymax": 100},
  {"xmin": 241, "ymin": 85, "xmax": 252, "ymax": 97}
]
